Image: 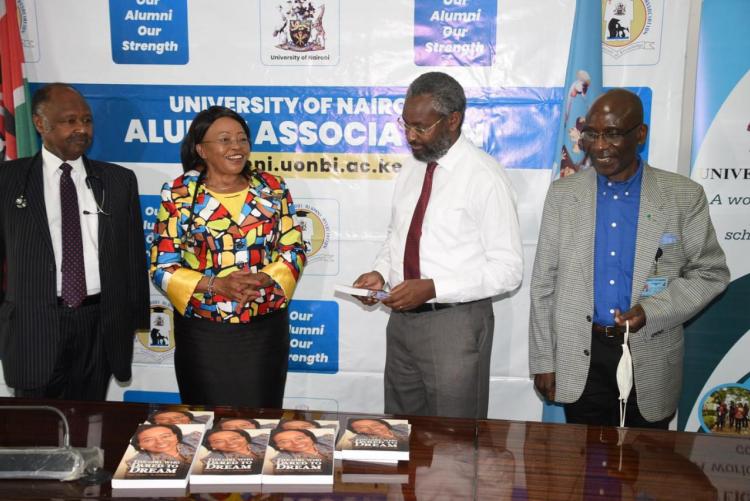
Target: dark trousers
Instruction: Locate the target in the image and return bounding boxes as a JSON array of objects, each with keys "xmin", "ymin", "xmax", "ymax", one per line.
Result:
[
  {"xmin": 173, "ymin": 310, "xmax": 289, "ymax": 408},
  {"xmin": 15, "ymin": 302, "xmax": 110, "ymax": 400},
  {"xmin": 564, "ymin": 331, "xmax": 672, "ymax": 429}
]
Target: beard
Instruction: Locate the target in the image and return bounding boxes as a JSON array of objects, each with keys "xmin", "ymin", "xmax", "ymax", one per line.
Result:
[{"xmin": 410, "ymin": 127, "xmax": 453, "ymax": 163}]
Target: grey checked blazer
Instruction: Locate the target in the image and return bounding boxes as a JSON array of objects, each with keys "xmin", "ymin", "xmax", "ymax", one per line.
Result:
[{"xmin": 529, "ymin": 165, "xmax": 729, "ymax": 422}]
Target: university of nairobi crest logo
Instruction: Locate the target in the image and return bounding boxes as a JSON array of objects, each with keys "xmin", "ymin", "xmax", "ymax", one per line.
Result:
[
  {"xmin": 602, "ymin": 0, "xmax": 658, "ymax": 61},
  {"xmin": 137, "ymin": 303, "xmax": 175, "ymax": 353},
  {"xmin": 15, "ymin": 1, "xmax": 28, "ymax": 33},
  {"xmin": 15, "ymin": 0, "xmax": 40, "ymax": 62},
  {"xmin": 274, "ymin": 0, "xmax": 326, "ymax": 52},
  {"xmin": 294, "ymin": 198, "xmax": 338, "ymax": 276},
  {"xmin": 295, "ymin": 204, "xmax": 330, "ymax": 261}
]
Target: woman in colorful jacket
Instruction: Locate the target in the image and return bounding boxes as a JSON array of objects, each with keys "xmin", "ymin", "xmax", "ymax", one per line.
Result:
[{"xmin": 150, "ymin": 106, "xmax": 305, "ymax": 407}]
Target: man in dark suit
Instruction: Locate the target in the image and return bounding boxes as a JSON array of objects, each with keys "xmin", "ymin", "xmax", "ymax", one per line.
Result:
[{"xmin": 0, "ymin": 83, "xmax": 149, "ymax": 400}]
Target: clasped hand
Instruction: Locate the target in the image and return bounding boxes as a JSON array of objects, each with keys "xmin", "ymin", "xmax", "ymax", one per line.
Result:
[{"xmin": 213, "ymin": 270, "xmax": 273, "ymax": 310}]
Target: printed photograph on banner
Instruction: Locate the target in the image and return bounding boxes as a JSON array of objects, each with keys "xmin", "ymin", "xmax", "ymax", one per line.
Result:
[
  {"xmin": 294, "ymin": 199, "xmax": 338, "ymax": 276},
  {"xmin": 700, "ymin": 384, "xmax": 750, "ymax": 436},
  {"xmin": 602, "ymin": 0, "xmax": 663, "ymax": 66},
  {"xmin": 413, "ymin": 0, "xmax": 496, "ymax": 67},
  {"xmin": 16, "ymin": 0, "xmax": 40, "ymax": 63},
  {"xmin": 134, "ymin": 297, "xmax": 176, "ymax": 365},
  {"xmin": 288, "ymin": 300, "xmax": 338, "ymax": 374},
  {"xmin": 260, "ymin": 0, "xmax": 339, "ymax": 66}
]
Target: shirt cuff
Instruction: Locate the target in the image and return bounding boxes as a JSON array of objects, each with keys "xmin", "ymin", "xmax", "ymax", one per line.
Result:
[
  {"xmin": 166, "ymin": 268, "xmax": 203, "ymax": 314},
  {"xmin": 432, "ymin": 276, "xmax": 466, "ymax": 303},
  {"xmin": 262, "ymin": 261, "xmax": 296, "ymax": 300}
]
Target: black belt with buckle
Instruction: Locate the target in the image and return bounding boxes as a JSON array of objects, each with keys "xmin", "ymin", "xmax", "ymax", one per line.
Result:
[
  {"xmin": 57, "ymin": 293, "xmax": 101, "ymax": 308},
  {"xmin": 404, "ymin": 302, "xmax": 464, "ymax": 314},
  {"xmin": 591, "ymin": 323, "xmax": 625, "ymax": 338}
]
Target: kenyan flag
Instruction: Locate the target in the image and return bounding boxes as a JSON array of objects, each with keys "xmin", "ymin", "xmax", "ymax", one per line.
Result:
[{"xmin": 0, "ymin": 0, "xmax": 38, "ymax": 160}]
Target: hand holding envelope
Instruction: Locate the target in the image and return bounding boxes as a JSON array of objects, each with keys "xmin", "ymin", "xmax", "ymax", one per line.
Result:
[
  {"xmin": 340, "ymin": 271, "xmax": 388, "ymax": 306},
  {"xmin": 335, "ymin": 284, "xmax": 389, "ymax": 301}
]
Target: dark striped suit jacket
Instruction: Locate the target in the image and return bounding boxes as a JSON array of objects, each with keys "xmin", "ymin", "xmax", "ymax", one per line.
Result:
[{"xmin": 0, "ymin": 153, "xmax": 150, "ymax": 389}]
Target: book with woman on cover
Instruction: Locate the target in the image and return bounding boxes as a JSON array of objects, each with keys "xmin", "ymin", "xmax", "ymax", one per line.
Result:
[
  {"xmin": 275, "ymin": 418, "xmax": 339, "ymax": 433},
  {"xmin": 261, "ymin": 427, "xmax": 335, "ymax": 484},
  {"xmin": 111, "ymin": 423, "xmax": 205, "ymax": 489},
  {"xmin": 336, "ymin": 417, "xmax": 410, "ymax": 461},
  {"xmin": 145, "ymin": 408, "xmax": 215, "ymax": 429},
  {"xmin": 189, "ymin": 428, "xmax": 269, "ymax": 485},
  {"xmin": 213, "ymin": 416, "xmax": 279, "ymax": 431}
]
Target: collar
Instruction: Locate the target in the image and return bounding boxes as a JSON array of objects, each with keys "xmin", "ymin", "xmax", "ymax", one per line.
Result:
[
  {"xmin": 596, "ymin": 157, "xmax": 643, "ymax": 191},
  {"xmin": 41, "ymin": 146, "xmax": 85, "ymax": 178},
  {"xmin": 425, "ymin": 133, "xmax": 468, "ymax": 172},
  {"xmin": 183, "ymin": 168, "xmax": 268, "ymax": 199}
]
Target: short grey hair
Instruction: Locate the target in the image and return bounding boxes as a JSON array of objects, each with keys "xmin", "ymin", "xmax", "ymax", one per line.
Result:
[{"xmin": 406, "ymin": 72, "xmax": 466, "ymax": 119}]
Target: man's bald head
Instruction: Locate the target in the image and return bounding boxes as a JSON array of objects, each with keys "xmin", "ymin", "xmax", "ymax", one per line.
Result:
[{"xmin": 587, "ymin": 88, "xmax": 644, "ymax": 126}]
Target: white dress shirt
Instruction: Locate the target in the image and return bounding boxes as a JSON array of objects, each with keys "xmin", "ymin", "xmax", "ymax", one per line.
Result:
[
  {"xmin": 41, "ymin": 146, "xmax": 101, "ymax": 296},
  {"xmin": 373, "ymin": 134, "xmax": 523, "ymax": 303}
]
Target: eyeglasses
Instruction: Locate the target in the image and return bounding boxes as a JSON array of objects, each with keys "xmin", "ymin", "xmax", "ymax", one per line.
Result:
[
  {"xmin": 397, "ymin": 116, "xmax": 444, "ymax": 136},
  {"xmin": 580, "ymin": 123, "xmax": 641, "ymax": 144},
  {"xmin": 201, "ymin": 136, "xmax": 251, "ymax": 148}
]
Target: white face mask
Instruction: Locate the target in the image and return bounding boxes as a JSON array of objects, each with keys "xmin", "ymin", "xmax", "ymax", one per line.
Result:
[{"xmin": 617, "ymin": 321, "xmax": 633, "ymax": 428}]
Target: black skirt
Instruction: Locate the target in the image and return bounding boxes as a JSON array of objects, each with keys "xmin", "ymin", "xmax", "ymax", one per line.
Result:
[{"xmin": 173, "ymin": 309, "xmax": 289, "ymax": 408}]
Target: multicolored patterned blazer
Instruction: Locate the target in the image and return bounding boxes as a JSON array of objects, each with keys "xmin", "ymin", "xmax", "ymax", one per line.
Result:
[{"xmin": 150, "ymin": 169, "xmax": 305, "ymax": 323}]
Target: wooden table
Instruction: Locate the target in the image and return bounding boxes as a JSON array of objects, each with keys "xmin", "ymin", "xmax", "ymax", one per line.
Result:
[{"xmin": 0, "ymin": 397, "xmax": 747, "ymax": 499}]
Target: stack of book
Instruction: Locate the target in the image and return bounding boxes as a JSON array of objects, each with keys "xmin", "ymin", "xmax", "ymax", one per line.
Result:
[
  {"xmin": 145, "ymin": 408, "xmax": 215, "ymax": 428},
  {"xmin": 112, "ymin": 412, "xmax": 413, "ymax": 490},
  {"xmin": 336, "ymin": 417, "xmax": 410, "ymax": 463},
  {"xmin": 111, "ymin": 422, "xmax": 206, "ymax": 489},
  {"xmin": 261, "ymin": 419, "xmax": 338, "ymax": 486},
  {"xmin": 189, "ymin": 428, "xmax": 269, "ymax": 487}
]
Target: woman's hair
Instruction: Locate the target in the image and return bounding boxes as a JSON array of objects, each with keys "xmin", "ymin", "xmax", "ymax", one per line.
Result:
[
  {"xmin": 268, "ymin": 427, "xmax": 318, "ymax": 451},
  {"xmin": 278, "ymin": 418, "xmax": 321, "ymax": 430},
  {"xmin": 218, "ymin": 417, "xmax": 261, "ymax": 430},
  {"xmin": 130, "ymin": 423, "xmax": 183, "ymax": 452},
  {"xmin": 204, "ymin": 428, "xmax": 252, "ymax": 451},
  {"xmin": 180, "ymin": 105, "xmax": 252, "ymax": 176},
  {"xmin": 148, "ymin": 409, "xmax": 195, "ymax": 423},
  {"xmin": 347, "ymin": 418, "xmax": 393, "ymax": 434}
]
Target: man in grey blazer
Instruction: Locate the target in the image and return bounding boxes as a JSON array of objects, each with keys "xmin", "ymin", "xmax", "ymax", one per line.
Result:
[
  {"xmin": 0, "ymin": 83, "xmax": 149, "ymax": 400},
  {"xmin": 529, "ymin": 89, "xmax": 729, "ymax": 428}
]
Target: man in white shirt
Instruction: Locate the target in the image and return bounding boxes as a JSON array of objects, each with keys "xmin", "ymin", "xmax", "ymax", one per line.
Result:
[
  {"xmin": 0, "ymin": 83, "xmax": 149, "ymax": 400},
  {"xmin": 353, "ymin": 72, "xmax": 523, "ymax": 418}
]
